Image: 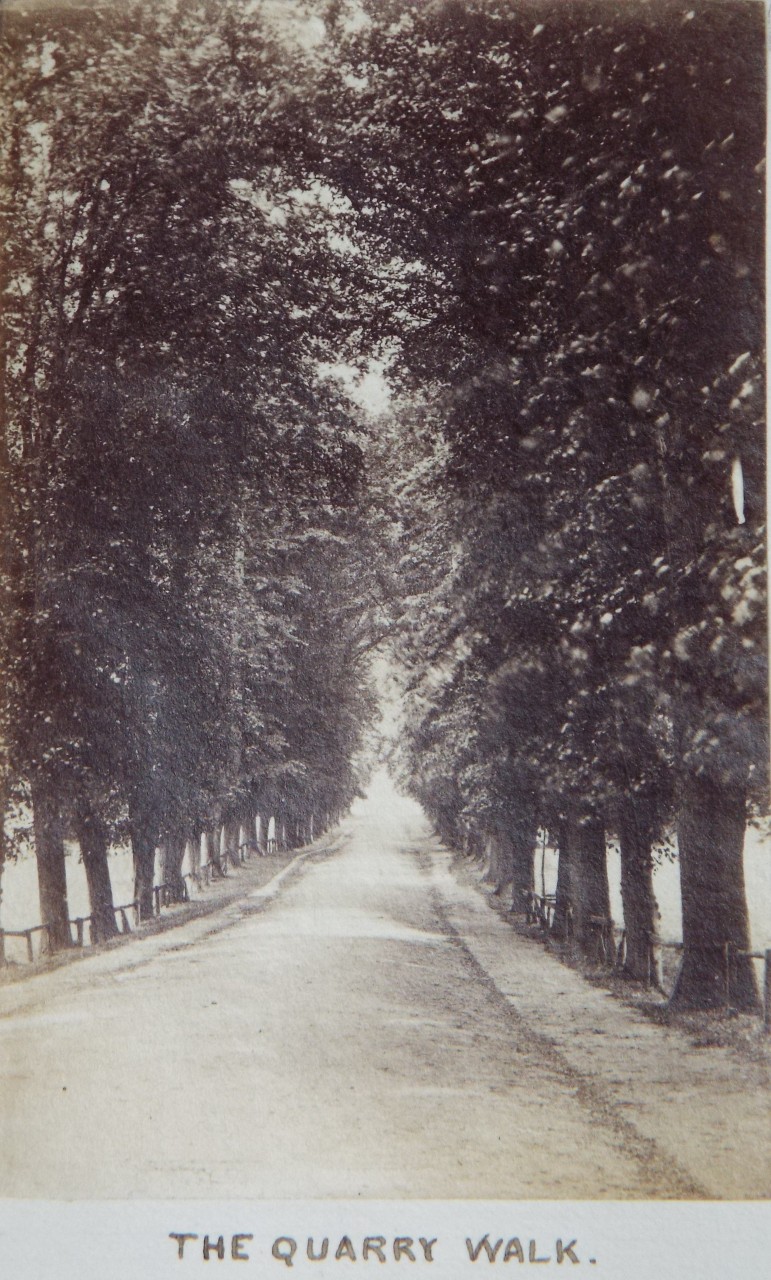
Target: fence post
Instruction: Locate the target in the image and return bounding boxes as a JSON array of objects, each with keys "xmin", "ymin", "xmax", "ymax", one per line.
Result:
[
  {"xmin": 76, "ymin": 918, "xmax": 84, "ymax": 947},
  {"xmin": 724, "ymin": 942, "xmax": 732, "ymax": 1008},
  {"xmin": 765, "ymin": 950, "xmax": 771, "ymax": 1034},
  {"xmin": 0, "ymin": 929, "xmax": 5, "ymax": 965},
  {"xmin": 25, "ymin": 930, "xmax": 34, "ymax": 962}
]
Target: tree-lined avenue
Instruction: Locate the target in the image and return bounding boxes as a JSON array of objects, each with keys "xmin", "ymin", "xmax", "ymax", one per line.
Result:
[{"xmin": 0, "ymin": 774, "xmax": 766, "ymax": 1200}]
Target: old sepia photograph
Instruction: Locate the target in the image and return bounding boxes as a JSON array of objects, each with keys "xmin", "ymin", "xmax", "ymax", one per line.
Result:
[{"xmin": 0, "ymin": 0, "xmax": 768, "ymax": 1219}]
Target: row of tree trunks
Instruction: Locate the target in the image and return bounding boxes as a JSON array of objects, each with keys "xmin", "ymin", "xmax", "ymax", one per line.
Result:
[
  {"xmin": 10, "ymin": 776, "xmax": 760, "ymax": 1013},
  {"xmin": 553, "ymin": 812, "xmax": 662, "ymax": 984},
  {"xmin": 36, "ymin": 764, "xmax": 761, "ymax": 1016},
  {"xmin": 20, "ymin": 787, "xmax": 336, "ymax": 956},
  {"xmin": 501, "ymin": 781, "xmax": 758, "ymax": 1010},
  {"xmin": 31, "ymin": 779, "xmax": 124, "ymax": 947}
]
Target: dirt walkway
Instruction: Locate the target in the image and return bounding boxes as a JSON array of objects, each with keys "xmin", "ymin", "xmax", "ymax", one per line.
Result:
[
  {"xmin": 426, "ymin": 836, "xmax": 770, "ymax": 1200},
  {"xmin": 0, "ymin": 777, "xmax": 766, "ymax": 1198}
]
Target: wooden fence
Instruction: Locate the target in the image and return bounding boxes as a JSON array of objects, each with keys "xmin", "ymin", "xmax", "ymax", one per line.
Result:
[
  {"xmin": 520, "ymin": 890, "xmax": 771, "ymax": 1030},
  {"xmin": 0, "ymin": 850, "xmax": 235, "ymax": 963},
  {"xmin": 0, "ymin": 814, "xmax": 326, "ymax": 962},
  {"xmin": 0, "ymin": 897, "xmax": 140, "ymax": 962}
]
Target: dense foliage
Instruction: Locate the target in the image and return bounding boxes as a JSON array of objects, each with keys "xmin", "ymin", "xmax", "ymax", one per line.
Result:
[
  {"xmin": 1, "ymin": 0, "xmax": 379, "ymax": 929},
  {"xmin": 324, "ymin": 0, "xmax": 766, "ymax": 1006}
]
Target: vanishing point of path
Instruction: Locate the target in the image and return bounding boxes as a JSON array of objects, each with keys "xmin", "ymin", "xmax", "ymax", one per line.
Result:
[{"xmin": 0, "ymin": 775, "xmax": 768, "ymax": 1199}]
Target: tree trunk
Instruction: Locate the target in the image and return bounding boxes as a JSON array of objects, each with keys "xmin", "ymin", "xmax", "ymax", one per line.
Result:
[
  {"xmin": 490, "ymin": 827, "xmax": 513, "ymax": 895},
  {"xmin": 31, "ymin": 778, "xmax": 71, "ymax": 950},
  {"xmin": 74, "ymin": 804, "xmax": 118, "ymax": 942},
  {"xmin": 210, "ymin": 824, "xmax": 224, "ymax": 875},
  {"xmin": 552, "ymin": 820, "xmax": 574, "ymax": 941},
  {"xmin": 482, "ymin": 829, "xmax": 504, "ymax": 888},
  {"xmin": 670, "ymin": 777, "xmax": 758, "ymax": 1011},
  {"xmin": 618, "ymin": 796, "xmax": 662, "ymax": 986},
  {"xmin": 238, "ymin": 823, "xmax": 249, "ymax": 861},
  {"xmin": 470, "ymin": 824, "xmax": 486, "ymax": 863},
  {"xmin": 190, "ymin": 829, "xmax": 202, "ymax": 878},
  {"xmin": 510, "ymin": 805, "xmax": 537, "ymax": 915},
  {"xmin": 161, "ymin": 831, "xmax": 187, "ymax": 903},
  {"xmin": 130, "ymin": 799, "xmax": 158, "ymax": 921},
  {"xmin": 572, "ymin": 817, "xmax": 611, "ymax": 956},
  {"xmin": 222, "ymin": 819, "xmax": 239, "ymax": 868}
]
